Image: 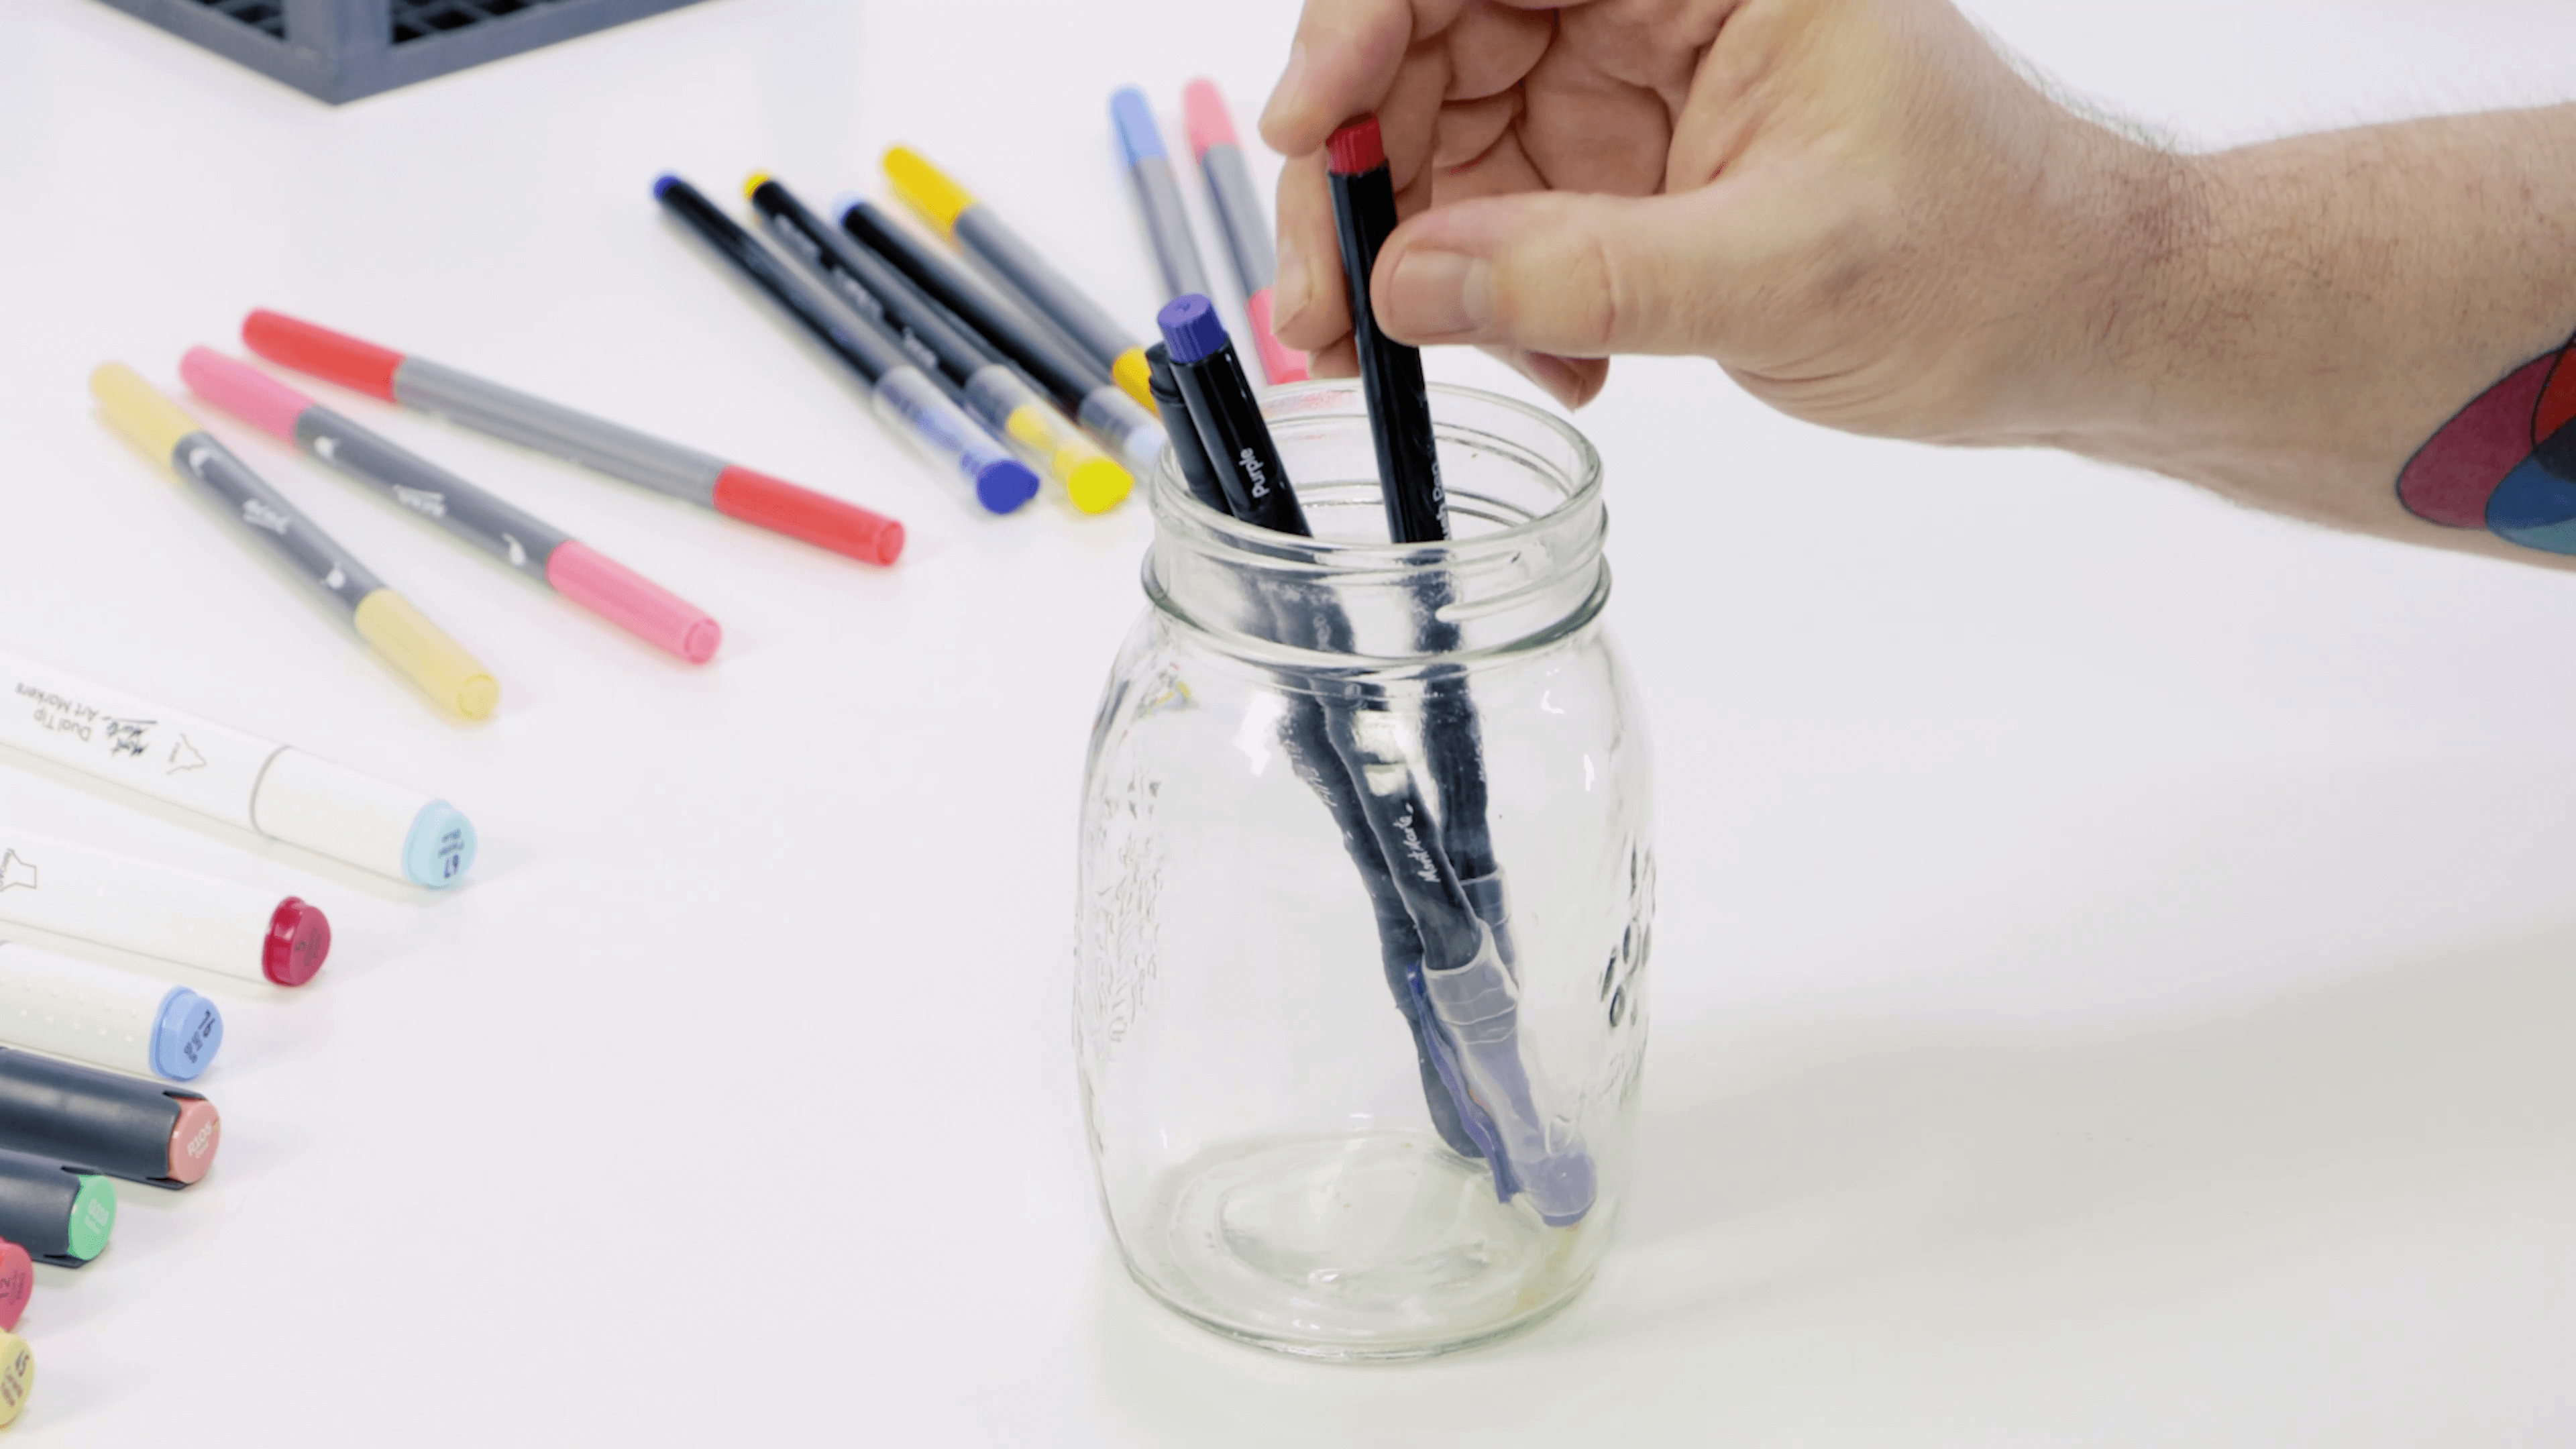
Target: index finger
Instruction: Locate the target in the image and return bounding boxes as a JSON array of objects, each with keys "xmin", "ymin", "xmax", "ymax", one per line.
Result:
[{"xmin": 1258, "ymin": 0, "xmax": 1467, "ymax": 156}]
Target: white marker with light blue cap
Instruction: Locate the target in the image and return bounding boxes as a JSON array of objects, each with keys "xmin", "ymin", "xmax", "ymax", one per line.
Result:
[{"xmin": 0, "ymin": 652, "xmax": 476, "ymax": 889}]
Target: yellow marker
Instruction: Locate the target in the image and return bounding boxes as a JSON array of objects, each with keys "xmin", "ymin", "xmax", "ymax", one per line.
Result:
[
  {"xmin": 882, "ymin": 146, "xmax": 972, "ymax": 236},
  {"xmin": 354, "ymin": 592, "xmax": 502, "ymax": 720},
  {"xmin": 1002, "ymin": 403, "xmax": 1132, "ymax": 514},
  {"xmin": 0, "ymin": 1332, "xmax": 29, "ymax": 1427},
  {"xmin": 88, "ymin": 364, "xmax": 500, "ymax": 721},
  {"xmin": 882, "ymin": 146, "xmax": 1162, "ymax": 415},
  {"xmin": 1111, "ymin": 348, "xmax": 1157, "ymax": 413}
]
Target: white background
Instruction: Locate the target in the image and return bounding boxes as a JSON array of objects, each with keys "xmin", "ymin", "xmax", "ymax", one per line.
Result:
[{"xmin": 3, "ymin": 0, "xmax": 2575, "ymax": 1442}]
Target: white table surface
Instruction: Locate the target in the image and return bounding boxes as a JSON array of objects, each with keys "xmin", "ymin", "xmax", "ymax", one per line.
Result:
[{"xmin": 4, "ymin": 0, "xmax": 2575, "ymax": 1442}]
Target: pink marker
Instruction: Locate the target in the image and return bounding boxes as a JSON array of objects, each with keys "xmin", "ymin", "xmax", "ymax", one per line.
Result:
[
  {"xmin": 1183, "ymin": 79, "xmax": 1309, "ymax": 386},
  {"xmin": 182, "ymin": 348, "xmax": 722, "ymax": 663}
]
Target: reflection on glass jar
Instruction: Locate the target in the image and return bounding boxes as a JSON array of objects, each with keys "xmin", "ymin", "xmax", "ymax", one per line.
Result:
[{"xmin": 1077, "ymin": 381, "xmax": 1654, "ymax": 1360}]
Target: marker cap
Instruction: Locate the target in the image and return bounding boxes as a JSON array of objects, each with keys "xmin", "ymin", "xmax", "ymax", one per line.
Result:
[
  {"xmin": 1327, "ymin": 116, "xmax": 1387, "ymax": 176},
  {"xmin": 710, "ymin": 465, "xmax": 907, "ymax": 566},
  {"xmin": 0, "ymin": 1150, "xmax": 115, "ymax": 1265},
  {"xmin": 1112, "ymin": 347, "xmax": 1158, "ymax": 412},
  {"xmin": 250, "ymin": 748, "xmax": 475, "ymax": 888},
  {"xmin": 1181, "ymin": 79, "xmax": 1237, "ymax": 159},
  {"xmin": 65, "ymin": 1175, "xmax": 115, "ymax": 1260},
  {"xmin": 165, "ymin": 1096, "xmax": 221, "ymax": 1185},
  {"xmin": 179, "ymin": 346, "xmax": 312, "ymax": 443},
  {"xmin": 974, "ymin": 460, "xmax": 1042, "ymax": 515},
  {"xmin": 0, "ymin": 1046, "xmax": 223, "ymax": 1189},
  {"xmin": 883, "ymin": 146, "xmax": 974, "ymax": 235},
  {"xmin": 544, "ymin": 539, "xmax": 724, "ymax": 663},
  {"xmin": 1157, "ymin": 294, "xmax": 1232, "ymax": 366},
  {"xmin": 0, "ymin": 1240, "xmax": 29, "ymax": 1332},
  {"xmin": 1066, "ymin": 457, "xmax": 1134, "ymax": 515},
  {"xmin": 402, "ymin": 800, "xmax": 478, "ymax": 888},
  {"xmin": 263, "ymin": 896, "xmax": 332, "ymax": 986},
  {"xmin": 0, "ymin": 1332, "xmax": 28, "ymax": 1426},
  {"xmin": 351, "ymin": 589, "xmax": 501, "ymax": 720},
  {"xmin": 150, "ymin": 987, "xmax": 223, "ymax": 1081},
  {"xmin": 242, "ymin": 309, "xmax": 407, "ymax": 402},
  {"xmin": 1110, "ymin": 87, "xmax": 1166, "ymax": 167},
  {"xmin": 89, "ymin": 362, "xmax": 200, "ymax": 464}
]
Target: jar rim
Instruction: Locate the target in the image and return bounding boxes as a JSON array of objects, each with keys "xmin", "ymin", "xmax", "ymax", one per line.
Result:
[{"xmin": 1148, "ymin": 379, "xmax": 1605, "ymax": 570}]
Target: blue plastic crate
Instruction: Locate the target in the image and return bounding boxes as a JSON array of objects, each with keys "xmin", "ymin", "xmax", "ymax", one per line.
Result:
[{"xmin": 95, "ymin": 0, "xmax": 715, "ymax": 104}]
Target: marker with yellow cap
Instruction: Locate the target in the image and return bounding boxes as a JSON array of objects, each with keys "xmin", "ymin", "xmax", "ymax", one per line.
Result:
[
  {"xmin": 87, "ymin": 364, "xmax": 499, "ymax": 721},
  {"xmin": 749, "ymin": 174, "xmax": 1132, "ymax": 514},
  {"xmin": 883, "ymin": 145, "xmax": 1160, "ymax": 413}
]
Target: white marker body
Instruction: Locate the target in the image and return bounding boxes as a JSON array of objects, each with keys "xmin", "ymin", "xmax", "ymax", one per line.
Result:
[
  {"xmin": 0, "ymin": 827, "xmax": 286, "ymax": 985},
  {"xmin": 0, "ymin": 653, "xmax": 451, "ymax": 885},
  {"xmin": 0, "ymin": 941, "xmax": 199, "ymax": 1079}
]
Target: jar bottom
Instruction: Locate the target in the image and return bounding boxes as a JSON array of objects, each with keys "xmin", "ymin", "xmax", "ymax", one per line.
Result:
[{"xmin": 1121, "ymin": 1130, "xmax": 1602, "ymax": 1361}]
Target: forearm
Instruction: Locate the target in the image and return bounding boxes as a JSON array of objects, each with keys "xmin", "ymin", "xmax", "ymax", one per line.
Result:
[{"xmin": 2061, "ymin": 107, "xmax": 2576, "ymax": 559}]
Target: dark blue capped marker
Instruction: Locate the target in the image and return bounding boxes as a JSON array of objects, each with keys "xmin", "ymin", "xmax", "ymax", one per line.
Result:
[{"xmin": 1155, "ymin": 295, "xmax": 1307, "ymax": 537}]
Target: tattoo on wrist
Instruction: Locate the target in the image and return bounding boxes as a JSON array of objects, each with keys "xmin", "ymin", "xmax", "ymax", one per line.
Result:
[{"xmin": 2400, "ymin": 330, "xmax": 2576, "ymax": 553}]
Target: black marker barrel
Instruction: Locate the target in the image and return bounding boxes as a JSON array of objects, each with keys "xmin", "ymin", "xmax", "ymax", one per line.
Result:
[
  {"xmin": 0, "ymin": 1149, "xmax": 115, "ymax": 1268},
  {"xmin": 654, "ymin": 175, "xmax": 906, "ymax": 386},
  {"xmin": 1156, "ymin": 296, "xmax": 1307, "ymax": 537},
  {"xmin": 0, "ymin": 1046, "xmax": 219, "ymax": 1189},
  {"xmin": 1144, "ymin": 343, "xmax": 1232, "ymax": 515},
  {"xmin": 1324, "ymin": 116, "xmax": 1447, "ymax": 544},
  {"xmin": 834, "ymin": 198, "xmax": 1167, "ymax": 475},
  {"xmin": 753, "ymin": 178, "xmax": 996, "ymax": 388}
]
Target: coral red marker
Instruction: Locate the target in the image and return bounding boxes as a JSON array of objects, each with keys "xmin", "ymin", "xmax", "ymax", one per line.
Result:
[
  {"xmin": 1184, "ymin": 80, "xmax": 1307, "ymax": 386},
  {"xmin": 241, "ymin": 309, "xmax": 904, "ymax": 566}
]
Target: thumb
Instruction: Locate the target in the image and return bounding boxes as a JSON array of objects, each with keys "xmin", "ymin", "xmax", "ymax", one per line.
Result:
[{"xmin": 1371, "ymin": 188, "xmax": 1735, "ymax": 360}]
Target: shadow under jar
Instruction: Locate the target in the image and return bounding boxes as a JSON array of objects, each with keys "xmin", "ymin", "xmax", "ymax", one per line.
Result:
[{"xmin": 1077, "ymin": 381, "xmax": 1655, "ymax": 1360}]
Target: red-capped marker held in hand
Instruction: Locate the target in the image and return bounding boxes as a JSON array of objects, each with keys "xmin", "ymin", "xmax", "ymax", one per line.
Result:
[
  {"xmin": 1326, "ymin": 115, "xmax": 1446, "ymax": 544},
  {"xmin": 241, "ymin": 310, "xmax": 905, "ymax": 566}
]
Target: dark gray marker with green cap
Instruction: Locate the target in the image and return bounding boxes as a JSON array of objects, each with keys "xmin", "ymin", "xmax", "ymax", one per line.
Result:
[{"xmin": 0, "ymin": 1148, "xmax": 116, "ymax": 1267}]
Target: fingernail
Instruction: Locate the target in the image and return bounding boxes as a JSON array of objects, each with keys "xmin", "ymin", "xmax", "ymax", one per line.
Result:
[
  {"xmin": 1519, "ymin": 352, "xmax": 1584, "ymax": 406},
  {"xmin": 1274, "ymin": 238, "xmax": 1311, "ymax": 328},
  {"xmin": 1383, "ymin": 250, "xmax": 1491, "ymax": 339},
  {"xmin": 1260, "ymin": 44, "xmax": 1309, "ymax": 135}
]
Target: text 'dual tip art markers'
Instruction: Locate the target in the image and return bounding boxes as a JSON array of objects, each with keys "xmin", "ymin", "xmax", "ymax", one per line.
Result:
[{"xmin": 0, "ymin": 652, "xmax": 478, "ymax": 889}]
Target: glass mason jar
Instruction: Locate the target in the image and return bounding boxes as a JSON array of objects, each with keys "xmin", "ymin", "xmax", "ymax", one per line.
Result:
[{"xmin": 1075, "ymin": 380, "xmax": 1654, "ymax": 1360}]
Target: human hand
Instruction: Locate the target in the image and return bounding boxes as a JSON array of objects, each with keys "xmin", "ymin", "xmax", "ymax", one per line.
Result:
[{"xmin": 1258, "ymin": 0, "xmax": 2187, "ymax": 445}]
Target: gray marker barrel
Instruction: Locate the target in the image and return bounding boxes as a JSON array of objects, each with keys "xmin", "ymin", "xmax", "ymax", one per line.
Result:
[
  {"xmin": 1199, "ymin": 140, "xmax": 1276, "ymax": 295},
  {"xmin": 1111, "ymin": 89, "xmax": 1212, "ymax": 303},
  {"xmin": 396, "ymin": 358, "xmax": 729, "ymax": 506},
  {"xmin": 953, "ymin": 208, "xmax": 1140, "ymax": 373},
  {"xmin": 174, "ymin": 431, "xmax": 384, "ymax": 619},
  {"xmin": 299, "ymin": 408, "xmax": 572, "ymax": 582}
]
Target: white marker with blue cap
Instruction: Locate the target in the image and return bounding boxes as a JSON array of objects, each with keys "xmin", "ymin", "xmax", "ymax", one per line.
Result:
[
  {"xmin": 0, "ymin": 653, "xmax": 475, "ymax": 890},
  {"xmin": 0, "ymin": 941, "xmax": 222, "ymax": 1081}
]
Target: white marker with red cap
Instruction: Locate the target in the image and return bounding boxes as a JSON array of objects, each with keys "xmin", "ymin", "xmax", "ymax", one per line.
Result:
[{"xmin": 0, "ymin": 826, "xmax": 329, "ymax": 987}]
